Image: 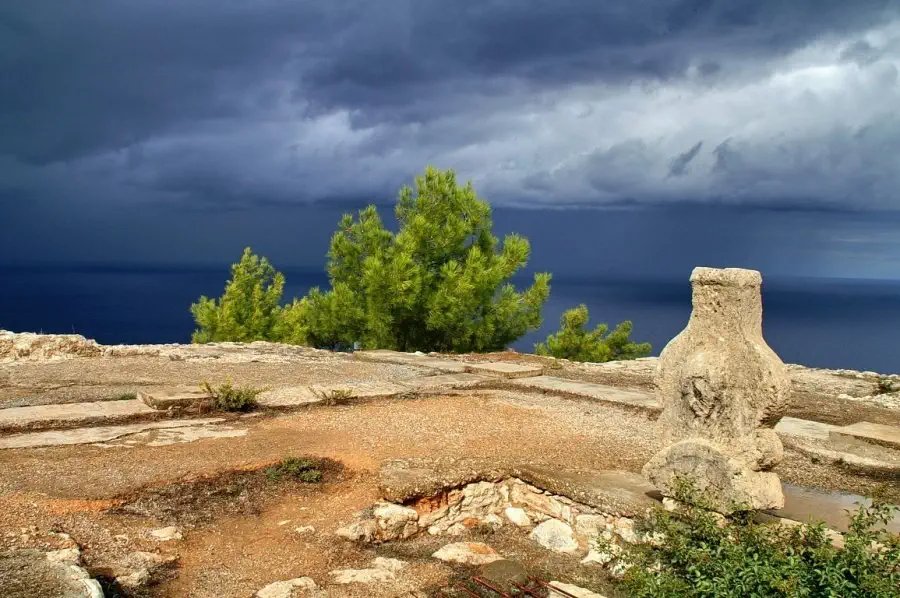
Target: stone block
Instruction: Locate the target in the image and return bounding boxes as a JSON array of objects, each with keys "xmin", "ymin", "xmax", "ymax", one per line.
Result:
[
  {"xmin": 830, "ymin": 421, "xmax": 900, "ymax": 451},
  {"xmin": 138, "ymin": 388, "xmax": 212, "ymax": 410},
  {"xmin": 464, "ymin": 362, "xmax": 544, "ymax": 378}
]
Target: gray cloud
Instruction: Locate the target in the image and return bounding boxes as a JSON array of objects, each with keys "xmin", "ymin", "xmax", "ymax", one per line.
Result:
[
  {"xmin": 1, "ymin": 0, "xmax": 899, "ymax": 213},
  {"xmin": 668, "ymin": 141, "xmax": 704, "ymax": 177}
]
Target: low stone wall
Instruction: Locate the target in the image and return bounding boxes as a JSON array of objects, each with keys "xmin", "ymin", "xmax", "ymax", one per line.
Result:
[{"xmin": 337, "ymin": 475, "xmax": 644, "ymax": 555}]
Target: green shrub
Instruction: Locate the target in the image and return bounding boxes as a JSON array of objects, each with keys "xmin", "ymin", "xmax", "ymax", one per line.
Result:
[
  {"xmin": 275, "ymin": 166, "xmax": 551, "ymax": 352},
  {"xmin": 190, "ymin": 247, "xmax": 285, "ymax": 343},
  {"xmin": 613, "ymin": 482, "xmax": 900, "ymax": 598},
  {"xmin": 265, "ymin": 458, "xmax": 323, "ymax": 483},
  {"xmin": 201, "ymin": 380, "xmax": 262, "ymax": 412},
  {"xmin": 113, "ymin": 392, "xmax": 137, "ymax": 401},
  {"xmin": 534, "ymin": 304, "xmax": 651, "ymax": 362}
]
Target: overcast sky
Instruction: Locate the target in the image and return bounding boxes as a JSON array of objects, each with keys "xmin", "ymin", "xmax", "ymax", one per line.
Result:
[{"xmin": 2, "ymin": 1, "xmax": 900, "ymax": 277}]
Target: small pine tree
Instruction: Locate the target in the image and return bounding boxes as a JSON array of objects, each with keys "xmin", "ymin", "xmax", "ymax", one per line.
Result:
[
  {"xmin": 190, "ymin": 247, "xmax": 285, "ymax": 343},
  {"xmin": 279, "ymin": 166, "xmax": 551, "ymax": 352},
  {"xmin": 535, "ymin": 304, "xmax": 651, "ymax": 362}
]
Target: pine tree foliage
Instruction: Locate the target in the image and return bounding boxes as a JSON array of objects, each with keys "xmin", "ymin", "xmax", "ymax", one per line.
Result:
[
  {"xmin": 190, "ymin": 247, "xmax": 285, "ymax": 343},
  {"xmin": 535, "ymin": 304, "xmax": 651, "ymax": 362},
  {"xmin": 281, "ymin": 166, "xmax": 551, "ymax": 352}
]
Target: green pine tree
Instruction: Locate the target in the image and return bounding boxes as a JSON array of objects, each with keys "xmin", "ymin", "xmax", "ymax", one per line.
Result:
[
  {"xmin": 190, "ymin": 247, "xmax": 285, "ymax": 343},
  {"xmin": 280, "ymin": 166, "xmax": 551, "ymax": 352},
  {"xmin": 535, "ymin": 304, "xmax": 651, "ymax": 362}
]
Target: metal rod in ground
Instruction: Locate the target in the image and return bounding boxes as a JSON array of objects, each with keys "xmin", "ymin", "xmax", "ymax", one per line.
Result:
[
  {"xmin": 531, "ymin": 577, "xmax": 583, "ymax": 598},
  {"xmin": 456, "ymin": 585, "xmax": 484, "ymax": 598},
  {"xmin": 510, "ymin": 581, "xmax": 545, "ymax": 597},
  {"xmin": 472, "ymin": 576, "xmax": 514, "ymax": 597}
]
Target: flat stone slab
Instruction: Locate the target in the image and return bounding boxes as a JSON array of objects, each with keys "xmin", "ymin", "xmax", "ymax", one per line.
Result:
[
  {"xmin": 0, "ymin": 418, "xmax": 226, "ymax": 449},
  {"xmin": 0, "ymin": 399, "xmax": 157, "ymax": 432},
  {"xmin": 830, "ymin": 421, "xmax": 900, "ymax": 451},
  {"xmin": 770, "ymin": 483, "xmax": 900, "ymax": 534},
  {"xmin": 256, "ymin": 386, "xmax": 322, "ymax": 408},
  {"xmin": 308, "ymin": 381, "xmax": 412, "ymax": 402},
  {"xmin": 138, "ymin": 388, "xmax": 212, "ymax": 410},
  {"xmin": 354, "ymin": 350, "xmax": 467, "ymax": 373},
  {"xmin": 379, "ymin": 457, "xmax": 659, "ymax": 517},
  {"xmin": 403, "ymin": 373, "xmax": 492, "ymax": 391},
  {"xmin": 775, "ymin": 416, "xmax": 837, "ymax": 441},
  {"xmin": 464, "ymin": 362, "xmax": 544, "ymax": 379},
  {"xmin": 505, "ymin": 376, "xmax": 659, "ymax": 411}
]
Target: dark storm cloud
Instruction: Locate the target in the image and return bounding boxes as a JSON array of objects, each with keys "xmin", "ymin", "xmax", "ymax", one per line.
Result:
[{"xmin": 1, "ymin": 0, "xmax": 899, "ymax": 212}]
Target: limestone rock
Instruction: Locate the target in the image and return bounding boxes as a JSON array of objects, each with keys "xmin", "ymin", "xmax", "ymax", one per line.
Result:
[
  {"xmin": 330, "ymin": 568, "xmax": 394, "ymax": 584},
  {"xmin": 0, "ymin": 331, "xmax": 102, "ymax": 362},
  {"xmin": 643, "ymin": 438, "xmax": 784, "ymax": 514},
  {"xmin": 646, "ymin": 268, "xmax": 789, "ymax": 512},
  {"xmin": 330, "ymin": 557, "xmax": 406, "ymax": 584},
  {"xmin": 373, "ymin": 502, "xmax": 419, "ymax": 540},
  {"xmin": 581, "ymin": 549, "xmax": 615, "ymax": 566},
  {"xmin": 335, "ymin": 519, "xmax": 376, "ymax": 542},
  {"xmin": 432, "ymin": 542, "xmax": 503, "ymax": 565},
  {"xmin": 510, "ymin": 481, "xmax": 574, "ymax": 524},
  {"xmin": 117, "ymin": 568, "xmax": 151, "ymax": 589},
  {"xmin": 371, "ymin": 557, "xmax": 407, "ymax": 572},
  {"xmin": 478, "ymin": 559, "xmax": 529, "ymax": 587},
  {"xmin": 505, "ymin": 507, "xmax": 532, "ymax": 527},
  {"xmin": 575, "ymin": 514, "xmax": 607, "ymax": 539},
  {"xmin": 529, "ymin": 519, "xmax": 579, "ymax": 553},
  {"xmin": 149, "ymin": 526, "xmax": 182, "ymax": 541},
  {"xmin": 0, "ymin": 548, "xmax": 103, "ymax": 598},
  {"xmin": 336, "ymin": 503, "xmax": 418, "ymax": 543},
  {"xmin": 116, "ymin": 550, "xmax": 176, "ymax": 589},
  {"xmin": 256, "ymin": 577, "xmax": 317, "ymax": 597},
  {"xmin": 654, "ymin": 267, "xmax": 790, "ymax": 469},
  {"xmin": 613, "ymin": 518, "xmax": 638, "ymax": 544},
  {"xmin": 548, "ymin": 581, "xmax": 608, "ymax": 598}
]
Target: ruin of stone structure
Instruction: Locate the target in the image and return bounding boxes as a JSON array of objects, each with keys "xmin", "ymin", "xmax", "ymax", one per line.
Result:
[{"xmin": 643, "ymin": 267, "xmax": 791, "ymax": 513}]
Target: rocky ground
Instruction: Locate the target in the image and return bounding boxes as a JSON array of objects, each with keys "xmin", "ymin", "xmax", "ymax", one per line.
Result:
[{"xmin": 0, "ymin": 333, "xmax": 898, "ymax": 597}]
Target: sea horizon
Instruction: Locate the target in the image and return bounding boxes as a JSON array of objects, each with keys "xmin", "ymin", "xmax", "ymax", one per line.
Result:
[{"xmin": 3, "ymin": 262, "xmax": 900, "ymax": 375}]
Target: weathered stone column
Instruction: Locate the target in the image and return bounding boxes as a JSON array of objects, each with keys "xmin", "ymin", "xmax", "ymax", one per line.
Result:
[{"xmin": 642, "ymin": 267, "xmax": 790, "ymax": 514}]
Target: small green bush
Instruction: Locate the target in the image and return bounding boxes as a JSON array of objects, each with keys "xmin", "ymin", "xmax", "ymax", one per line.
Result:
[
  {"xmin": 613, "ymin": 481, "xmax": 900, "ymax": 598},
  {"xmin": 114, "ymin": 392, "xmax": 137, "ymax": 401},
  {"xmin": 535, "ymin": 304, "xmax": 651, "ymax": 363},
  {"xmin": 265, "ymin": 458, "xmax": 323, "ymax": 483},
  {"xmin": 201, "ymin": 380, "xmax": 262, "ymax": 412}
]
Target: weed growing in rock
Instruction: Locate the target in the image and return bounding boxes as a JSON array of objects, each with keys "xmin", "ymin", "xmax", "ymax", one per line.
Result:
[
  {"xmin": 200, "ymin": 380, "xmax": 262, "ymax": 412},
  {"xmin": 265, "ymin": 458, "xmax": 323, "ymax": 483},
  {"xmin": 113, "ymin": 392, "xmax": 137, "ymax": 401},
  {"xmin": 313, "ymin": 387, "xmax": 355, "ymax": 406},
  {"xmin": 613, "ymin": 482, "xmax": 900, "ymax": 598}
]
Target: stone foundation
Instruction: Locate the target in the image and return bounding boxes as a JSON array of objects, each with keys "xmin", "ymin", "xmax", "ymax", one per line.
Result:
[{"xmin": 336, "ymin": 475, "xmax": 644, "ymax": 552}]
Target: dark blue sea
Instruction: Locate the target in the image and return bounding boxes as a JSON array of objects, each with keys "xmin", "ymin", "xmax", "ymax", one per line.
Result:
[{"xmin": 1, "ymin": 264, "xmax": 899, "ymax": 374}]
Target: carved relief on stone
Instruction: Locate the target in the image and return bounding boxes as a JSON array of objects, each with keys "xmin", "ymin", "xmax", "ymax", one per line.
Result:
[{"xmin": 644, "ymin": 267, "xmax": 791, "ymax": 513}]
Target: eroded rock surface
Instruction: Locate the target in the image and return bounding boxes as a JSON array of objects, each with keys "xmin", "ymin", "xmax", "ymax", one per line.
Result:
[
  {"xmin": 0, "ymin": 547, "xmax": 103, "ymax": 598},
  {"xmin": 379, "ymin": 457, "xmax": 658, "ymax": 516},
  {"xmin": 0, "ymin": 331, "xmax": 102, "ymax": 362},
  {"xmin": 432, "ymin": 542, "xmax": 502, "ymax": 565},
  {"xmin": 644, "ymin": 268, "xmax": 788, "ymax": 513}
]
